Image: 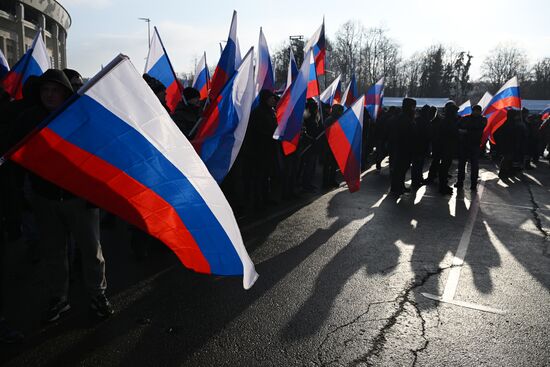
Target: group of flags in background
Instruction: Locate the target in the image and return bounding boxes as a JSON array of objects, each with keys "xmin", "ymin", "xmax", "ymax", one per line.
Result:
[{"xmin": 2, "ymin": 10, "xmax": 534, "ymax": 289}]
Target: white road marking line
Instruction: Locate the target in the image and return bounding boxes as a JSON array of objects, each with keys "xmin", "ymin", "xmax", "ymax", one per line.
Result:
[{"xmin": 421, "ymin": 177, "xmax": 507, "ymax": 314}]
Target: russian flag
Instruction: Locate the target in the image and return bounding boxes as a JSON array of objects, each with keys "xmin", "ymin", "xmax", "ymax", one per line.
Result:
[
  {"xmin": 319, "ymin": 75, "xmax": 341, "ymax": 106},
  {"xmin": 342, "ymin": 75, "xmax": 359, "ymax": 108},
  {"xmin": 483, "ymin": 77, "xmax": 521, "ymax": 116},
  {"xmin": 1, "ymin": 30, "xmax": 49, "ymax": 100},
  {"xmin": 192, "ymin": 48, "xmax": 255, "ymax": 183},
  {"xmin": 478, "ymin": 91, "xmax": 493, "ymax": 112},
  {"xmin": 0, "ymin": 48, "xmax": 9, "ymax": 80},
  {"xmin": 458, "ymin": 100, "xmax": 472, "ymax": 117},
  {"xmin": 285, "ymin": 48, "xmax": 298, "ymax": 92},
  {"xmin": 255, "ymin": 27, "xmax": 275, "ymax": 94},
  {"xmin": 7, "ymin": 54, "xmax": 258, "ymax": 289},
  {"xmin": 144, "ymin": 27, "xmax": 184, "ymax": 113},
  {"xmin": 192, "ymin": 52, "xmax": 210, "ymax": 100},
  {"xmin": 365, "ymin": 77, "xmax": 384, "ymax": 121},
  {"xmin": 481, "ymin": 77, "xmax": 521, "ymax": 145},
  {"xmin": 326, "ymin": 96, "xmax": 365, "ymax": 193},
  {"xmin": 209, "ymin": 10, "xmax": 240, "ymax": 101},
  {"xmin": 541, "ymin": 105, "xmax": 549, "ymax": 121},
  {"xmin": 306, "ymin": 50, "xmax": 320, "ymax": 99},
  {"xmin": 274, "ymin": 50, "xmax": 311, "ymax": 156},
  {"xmin": 304, "ymin": 19, "xmax": 326, "ymax": 76},
  {"xmin": 252, "ymin": 27, "xmax": 275, "ymax": 109}
]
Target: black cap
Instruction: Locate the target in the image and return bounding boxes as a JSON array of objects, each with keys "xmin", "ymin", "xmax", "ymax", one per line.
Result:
[
  {"xmin": 39, "ymin": 69, "xmax": 74, "ymax": 94},
  {"xmin": 183, "ymin": 87, "xmax": 200, "ymax": 101},
  {"xmin": 63, "ymin": 68, "xmax": 82, "ymax": 81}
]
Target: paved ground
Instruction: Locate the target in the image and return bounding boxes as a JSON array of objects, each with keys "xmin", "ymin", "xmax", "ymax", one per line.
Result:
[{"xmin": 1, "ymin": 158, "xmax": 549, "ymax": 366}]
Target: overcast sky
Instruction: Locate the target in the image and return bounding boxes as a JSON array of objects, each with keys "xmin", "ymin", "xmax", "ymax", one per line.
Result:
[{"xmin": 61, "ymin": 0, "xmax": 549, "ymax": 80}]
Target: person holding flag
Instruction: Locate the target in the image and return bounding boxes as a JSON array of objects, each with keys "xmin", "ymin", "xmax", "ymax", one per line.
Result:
[
  {"xmin": 4, "ymin": 69, "xmax": 114, "ymax": 322},
  {"xmin": 456, "ymin": 105, "xmax": 486, "ymax": 190},
  {"xmin": 3, "ymin": 55, "xmax": 258, "ymax": 294}
]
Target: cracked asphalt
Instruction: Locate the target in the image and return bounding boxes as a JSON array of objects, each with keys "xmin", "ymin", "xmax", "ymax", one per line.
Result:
[{"xmin": 1, "ymin": 159, "xmax": 549, "ymax": 367}]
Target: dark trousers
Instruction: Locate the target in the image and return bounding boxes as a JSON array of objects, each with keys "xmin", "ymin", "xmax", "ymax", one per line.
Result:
[
  {"xmin": 322, "ymin": 149, "xmax": 338, "ymax": 187},
  {"xmin": 33, "ymin": 195, "xmax": 106, "ymax": 301},
  {"xmin": 390, "ymin": 155, "xmax": 411, "ymax": 193},
  {"xmin": 301, "ymin": 144, "xmax": 319, "ymax": 189},
  {"xmin": 282, "ymin": 153, "xmax": 299, "ymax": 198},
  {"xmin": 439, "ymin": 154, "xmax": 453, "ymax": 189},
  {"xmin": 411, "ymin": 156, "xmax": 425, "ymax": 186},
  {"xmin": 427, "ymin": 151, "xmax": 441, "ymax": 181},
  {"xmin": 457, "ymin": 146, "xmax": 480, "ymax": 186}
]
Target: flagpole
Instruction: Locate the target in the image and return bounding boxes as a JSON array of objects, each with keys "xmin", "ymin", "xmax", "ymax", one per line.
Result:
[
  {"xmin": 153, "ymin": 27, "xmax": 188, "ymax": 106},
  {"xmin": 0, "ymin": 54, "xmax": 128, "ymax": 167}
]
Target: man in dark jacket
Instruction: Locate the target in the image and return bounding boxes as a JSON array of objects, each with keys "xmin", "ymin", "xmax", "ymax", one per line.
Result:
[
  {"xmin": 242, "ymin": 89, "xmax": 278, "ymax": 211},
  {"xmin": 389, "ymin": 98, "xmax": 416, "ymax": 195},
  {"xmin": 426, "ymin": 106, "xmax": 441, "ymax": 184},
  {"xmin": 7, "ymin": 70, "xmax": 114, "ymax": 322},
  {"xmin": 494, "ymin": 109, "xmax": 518, "ymax": 179},
  {"xmin": 411, "ymin": 105, "xmax": 431, "ymax": 188},
  {"xmin": 300, "ymin": 98, "xmax": 323, "ymax": 192},
  {"xmin": 456, "ymin": 105, "xmax": 486, "ymax": 190},
  {"xmin": 438, "ymin": 102, "xmax": 459, "ymax": 195},
  {"xmin": 171, "ymin": 87, "xmax": 202, "ymax": 138}
]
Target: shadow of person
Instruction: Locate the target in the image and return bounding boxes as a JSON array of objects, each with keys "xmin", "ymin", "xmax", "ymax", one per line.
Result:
[{"xmin": 281, "ymin": 189, "xmax": 423, "ymax": 341}]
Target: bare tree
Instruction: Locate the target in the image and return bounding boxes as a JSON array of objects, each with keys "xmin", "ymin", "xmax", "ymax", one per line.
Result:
[
  {"xmin": 332, "ymin": 20, "xmax": 365, "ymax": 85},
  {"xmin": 481, "ymin": 44, "xmax": 529, "ymax": 87},
  {"xmin": 528, "ymin": 57, "xmax": 550, "ymax": 99}
]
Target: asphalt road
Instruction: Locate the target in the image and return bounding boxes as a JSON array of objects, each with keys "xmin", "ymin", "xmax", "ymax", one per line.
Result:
[{"xmin": 2, "ymin": 159, "xmax": 549, "ymax": 367}]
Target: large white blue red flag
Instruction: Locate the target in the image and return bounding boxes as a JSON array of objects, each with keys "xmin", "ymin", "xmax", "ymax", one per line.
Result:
[
  {"xmin": 274, "ymin": 50, "xmax": 311, "ymax": 155},
  {"xmin": 209, "ymin": 11, "xmax": 239, "ymax": 101},
  {"xmin": 343, "ymin": 75, "xmax": 359, "ymax": 108},
  {"xmin": 304, "ymin": 19, "xmax": 326, "ymax": 76},
  {"xmin": 192, "ymin": 48, "xmax": 255, "ymax": 183},
  {"xmin": 326, "ymin": 96, "xmax": 365, "ymax": 193},
  {"xmin": 192, "ymin": 52, "xmax": 210, "ymax": 100},
  {"xmin": 541, "ymin": 105, "xmax": 550, "ymax": 121},
  {"xmin": 457, "ymin": 100, "xmax": 472, "ymax": 117},
  {"xmin": 144, "ymin": 27, "xmax": 185, "ymax": 113},
  {"xmin": 305, "ymin": 50, "xmax": 320, "ymax": 99},
  {"xmin": 285, "ymin": 48, "xmax": 298, "ymax": 92},
  {"xmin": 478, "ymin": 91, "xmax": 493, "ymax": 112},
  {"xmin": 0, "ymin": 48, "xmax": 9, "ymax": 80},
  {"xmin": 319, "ymin": 75, "xmax": 342, "ymax": 106},
  {"xmin": 1, "ymin": 30, "xmax": 49, "ymax": 100},
  {"xmin": 9, "ymin": 54, "xmax": 258, "ymax": 289},
  {"xmin": 481, "ymin": 77, "xmax": 521, "ymax": 145},
  {"xmin": 365, "ymin": 77, "xmax": 384, "ymax": 121}
]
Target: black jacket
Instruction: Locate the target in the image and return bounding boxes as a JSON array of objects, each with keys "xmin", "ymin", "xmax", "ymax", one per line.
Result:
[{"xmin": 457, "ymin": 115, "xmax": 486, "ymax": 149}]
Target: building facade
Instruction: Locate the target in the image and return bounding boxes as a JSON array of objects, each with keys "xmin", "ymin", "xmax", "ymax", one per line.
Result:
[{"xmin": 0, "ymin": 0, "xmax": 71, "ymax": 69}]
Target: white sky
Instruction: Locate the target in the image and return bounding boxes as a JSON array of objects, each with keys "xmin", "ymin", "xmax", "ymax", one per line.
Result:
[{"xmin": 61, "ymin": 0, "xmax": 550, "ymax": 80}]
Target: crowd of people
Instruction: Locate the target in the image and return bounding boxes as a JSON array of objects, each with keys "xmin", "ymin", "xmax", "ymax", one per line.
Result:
[{"xmin": 0, "ymin": 68, "xmax": 549, "ymax": 344}]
